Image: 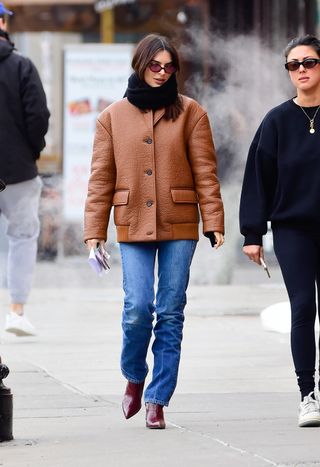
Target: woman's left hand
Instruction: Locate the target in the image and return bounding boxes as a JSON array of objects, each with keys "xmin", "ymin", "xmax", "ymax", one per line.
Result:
[{"xmin": 214, "ymin": 232, "xmax": 224, "ymax": 249}]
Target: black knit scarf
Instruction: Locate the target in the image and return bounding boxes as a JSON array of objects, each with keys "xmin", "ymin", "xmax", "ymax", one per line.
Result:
[{"xmin": 124, "ymin": 72, "xmax": 178, "ymax": 110}]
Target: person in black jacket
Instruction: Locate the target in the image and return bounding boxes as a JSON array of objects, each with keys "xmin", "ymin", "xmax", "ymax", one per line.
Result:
[
  {"xmin": 240, "ymin": 35, "xmax": 320, "ymax": 428},
  {"xmin": 0, "ymin": 4, "xmax": 50, "ymax": 336}
]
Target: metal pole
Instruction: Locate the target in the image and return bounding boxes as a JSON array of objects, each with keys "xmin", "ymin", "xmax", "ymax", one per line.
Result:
[
  {"xmin": 0, "ymin": 185, "xmax": 13, "ymax": 441},
  {"xmin": 0, "ymin": 184, "xmax": 13, "ymax": 441},
  {"xmin": 0, "ymin": 358, "xmax": 13, "ymax": 442}
]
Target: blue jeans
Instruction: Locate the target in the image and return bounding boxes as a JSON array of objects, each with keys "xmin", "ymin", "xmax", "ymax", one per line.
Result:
[{"xmin": 120, "ymin": 240, "xmax": 197, "ymax": 406}]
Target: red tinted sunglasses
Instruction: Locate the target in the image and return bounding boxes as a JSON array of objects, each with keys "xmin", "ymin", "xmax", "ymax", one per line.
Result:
[{"xmin": 148, "ymin": 61, "xmax": 177, "ymax": 74}]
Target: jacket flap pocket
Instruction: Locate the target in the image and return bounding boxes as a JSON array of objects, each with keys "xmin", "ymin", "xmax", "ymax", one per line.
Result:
[
  {"xmin": 171, "ymin": 189, "xmax": 198, "ymax": 203},
  {"xmin": 112, "ymin": 190, "xmax": 129, "ymax": 206}
]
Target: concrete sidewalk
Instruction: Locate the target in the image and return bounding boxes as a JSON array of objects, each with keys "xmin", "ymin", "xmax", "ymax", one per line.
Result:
[{"xmin": 0, "ymin": 261, "xmax": 319, "ymax": 466}]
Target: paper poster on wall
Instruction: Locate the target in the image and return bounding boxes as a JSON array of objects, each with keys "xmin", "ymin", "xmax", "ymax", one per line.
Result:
[{"xmin": 63, "ymin": 43, "xmax": 133, "ymax": 221}]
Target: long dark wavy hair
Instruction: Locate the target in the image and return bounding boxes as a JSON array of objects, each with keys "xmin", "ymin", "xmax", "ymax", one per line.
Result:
[{"xmin": 131, "ymin": 34, "xmax": 184, "ymax": 121}]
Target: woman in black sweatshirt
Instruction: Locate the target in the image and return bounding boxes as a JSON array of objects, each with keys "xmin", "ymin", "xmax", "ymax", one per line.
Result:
[{"xmin": 240, "ymin": 35, "xmax": 320, "ymax": 428}]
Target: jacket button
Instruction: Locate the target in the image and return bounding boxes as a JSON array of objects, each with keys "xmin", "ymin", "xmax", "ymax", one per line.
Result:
[
  {"xmin": 146, "ymin": 231, "xmax": 153, "ymax": 235},
  {"xmin": 146, "ymin": 169, "xmax": 152, "ymax": 176},
  {"xmin": 145, "ymin": 138, "xmax": 152, "ymax": 144},
  {"xmin": 146, "ymin": 200, "xmax": 153, "ymax": 207}
]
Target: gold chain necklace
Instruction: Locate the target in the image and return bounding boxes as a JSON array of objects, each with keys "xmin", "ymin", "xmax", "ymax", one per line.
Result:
[{"xmin": 297, "ymin": 103, "xmax": 320, "ymax": 134}]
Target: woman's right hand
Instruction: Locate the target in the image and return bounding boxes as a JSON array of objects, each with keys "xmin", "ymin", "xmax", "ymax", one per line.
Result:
[
  {"xmin": 86, "ymin": 238, "xmax": 105, "ymax": 251},
  {"xmin": 243, "ymin": 245, "xmax": 264, "ymax": 265}
]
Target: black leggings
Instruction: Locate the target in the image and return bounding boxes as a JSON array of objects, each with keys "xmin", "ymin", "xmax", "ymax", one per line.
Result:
[{"xmin": 273, "ymin": 225, "xmax": 320, "ymax": 399}]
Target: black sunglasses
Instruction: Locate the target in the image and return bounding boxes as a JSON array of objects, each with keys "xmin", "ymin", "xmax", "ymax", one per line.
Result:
[
  {"xmin": 285, "ymin": 58, "xmax": 320, "ymax": 71},
  {"xmin": 148, "ymin": 61, "xmax": 177, "ymax": 74}
]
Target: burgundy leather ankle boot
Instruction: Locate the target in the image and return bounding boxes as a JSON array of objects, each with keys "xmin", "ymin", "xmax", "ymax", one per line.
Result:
[
  {"xmin": 145, "ymin": 403, "xmax": 166, "ymax": 429},
  {"xmin": 122, "ymin": 381, "xmax": 145, "ymax": 419}
]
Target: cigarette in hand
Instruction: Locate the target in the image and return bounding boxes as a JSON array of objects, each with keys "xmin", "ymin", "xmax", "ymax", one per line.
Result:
[{"xmin": 260, "ymin": 257, "xmax": 271, "ymax": 278}]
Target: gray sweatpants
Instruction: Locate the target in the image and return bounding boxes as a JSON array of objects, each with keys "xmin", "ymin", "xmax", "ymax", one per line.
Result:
[{"xmin": 0, "ymin": 176, "xmax": 42, "ymax": 303}]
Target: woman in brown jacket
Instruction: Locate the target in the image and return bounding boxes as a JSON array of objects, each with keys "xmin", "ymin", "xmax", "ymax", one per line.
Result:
[{"xmin": 84, "ymin": 34, "xmax": 224, "ymax": 429}]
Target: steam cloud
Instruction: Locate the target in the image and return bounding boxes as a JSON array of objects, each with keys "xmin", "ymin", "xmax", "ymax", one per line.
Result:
[{"xmin": 180, "ymin": 31, "xmax": 292, "ymax": 284}]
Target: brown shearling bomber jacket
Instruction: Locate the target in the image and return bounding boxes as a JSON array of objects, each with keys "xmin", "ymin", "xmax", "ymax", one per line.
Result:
[{"xmin": 84, "ymin": 95, "xmax": 224, "ymax": 243}]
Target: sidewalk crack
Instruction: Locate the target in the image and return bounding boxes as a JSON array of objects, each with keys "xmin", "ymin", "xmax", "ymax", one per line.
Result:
[
  {"xmin": 35, "ymin": 364, "xmax": 118, "ymax": 408},
  {"xmin": 168, "ymin": 421, "xmax": 279, "ymax": 466}
]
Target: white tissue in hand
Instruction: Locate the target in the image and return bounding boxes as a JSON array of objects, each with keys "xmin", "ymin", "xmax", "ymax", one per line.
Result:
[{"xmin": 88, "ymin": 246, "xmax": 110, "ymax": 275}]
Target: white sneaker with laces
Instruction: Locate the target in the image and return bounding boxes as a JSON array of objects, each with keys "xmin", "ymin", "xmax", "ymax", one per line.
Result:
[
  {"xmin": 299, "ymin": 392, "xmax": 320, "ymax": 427},
  {"xmin": 4, "ymin": 312, "xmax": 37, "ymax": 337}
]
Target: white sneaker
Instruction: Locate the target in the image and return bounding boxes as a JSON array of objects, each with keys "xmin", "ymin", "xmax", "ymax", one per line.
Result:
[
  {"xmin": 299, "ymin": 392, "xmax": 320, "ymax": 427},
  {"xmin": 4, "ymin": 312, "xmax": 37, "ymax": 337}
]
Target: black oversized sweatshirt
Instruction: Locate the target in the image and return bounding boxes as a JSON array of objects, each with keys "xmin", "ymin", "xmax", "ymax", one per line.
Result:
[{"xmin": 240, "ymin": 99, "xmax": 320, "ymax": 246}]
